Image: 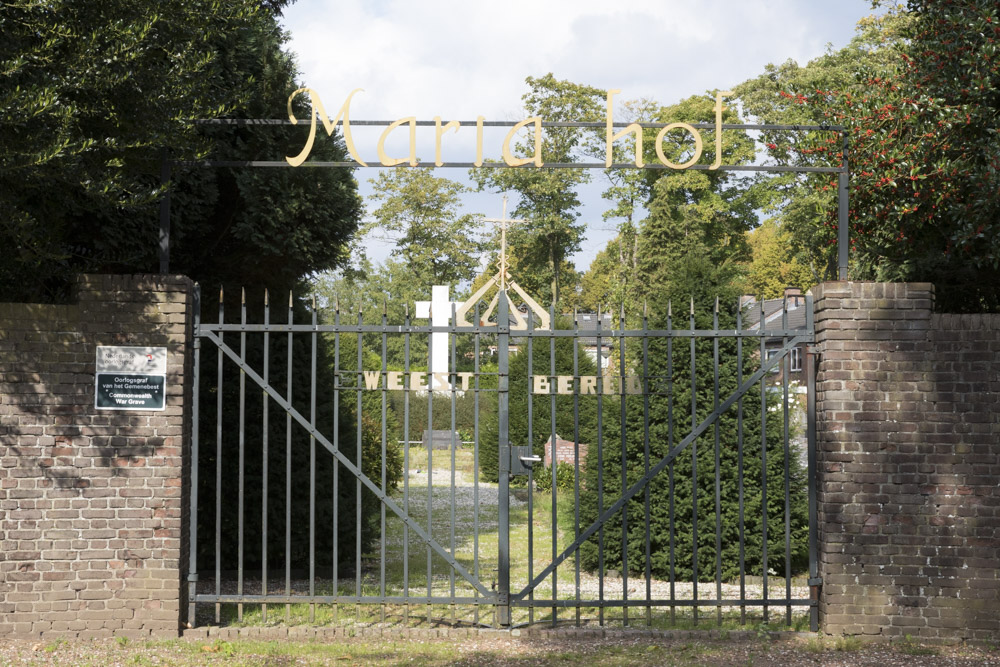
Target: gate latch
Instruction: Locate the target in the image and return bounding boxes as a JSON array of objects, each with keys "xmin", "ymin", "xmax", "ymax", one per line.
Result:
[{"xmin": 510, "ymin": 446, "xmax": 540, "ymax": 476}]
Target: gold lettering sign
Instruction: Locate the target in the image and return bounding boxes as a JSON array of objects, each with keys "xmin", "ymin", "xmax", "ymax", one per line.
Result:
[{"xmin": 285, "ymin": 89, "xmax": 734, "ymax": 169}]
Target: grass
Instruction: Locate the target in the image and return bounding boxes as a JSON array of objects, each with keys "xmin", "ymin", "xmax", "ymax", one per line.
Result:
[
  {"xmin": 897, "ymin": 634, "xmax": 939, "ymax": 656},
  {"xmin": 200, "ymin": 444, "xmax": 810, "ymax": 632}
]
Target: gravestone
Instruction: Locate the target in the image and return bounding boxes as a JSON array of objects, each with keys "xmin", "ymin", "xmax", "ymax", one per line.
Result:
[{"xmin": 423, "ymin": 429, "xmax": 460, "ymax": 450}]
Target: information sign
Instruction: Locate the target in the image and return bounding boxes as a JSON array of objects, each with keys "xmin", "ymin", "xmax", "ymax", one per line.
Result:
[{"xmin": 95, "ymin": 346, "xmax": 167, "ymax": 411}]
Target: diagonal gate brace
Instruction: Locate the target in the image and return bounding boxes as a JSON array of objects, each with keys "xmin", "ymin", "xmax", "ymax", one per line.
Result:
[{"xmin": 201, "ymin": 329, "xmax": 494, "ymax": 600}]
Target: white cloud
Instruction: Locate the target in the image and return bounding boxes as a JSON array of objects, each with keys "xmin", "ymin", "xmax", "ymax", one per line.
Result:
[{"xmin": 280, "ymin": 0, "xmax": 875, "ymax": 270}]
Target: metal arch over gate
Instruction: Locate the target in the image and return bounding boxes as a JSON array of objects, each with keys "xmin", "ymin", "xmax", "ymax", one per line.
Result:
[{"xmin": 187, "ymin": 285, "xmax": 818, "ymax": 630}]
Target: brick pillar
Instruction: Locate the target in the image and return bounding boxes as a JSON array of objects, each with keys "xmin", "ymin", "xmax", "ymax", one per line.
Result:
[
  {"xmin": 812, "ymin": 281, "xmax": 1000, "ymax": 642},
  {"xmin": 0, "ymin": 275, "xmax": 194, "ymax": 638}
]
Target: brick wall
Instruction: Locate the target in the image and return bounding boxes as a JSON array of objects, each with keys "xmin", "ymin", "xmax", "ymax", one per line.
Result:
[
  {"xmin": 0, "ymin": 275, "xmax": 194, "ymax": 639},
  {"xmin": 813, "ymin": 281, "xmax": 1000, "ymax": 642}
]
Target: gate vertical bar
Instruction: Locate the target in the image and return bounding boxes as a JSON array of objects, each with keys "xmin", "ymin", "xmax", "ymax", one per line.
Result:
[
  {"xmin": 690, "ymin": 297, "xmax": 698, "ymax": 625},
  {"xmin": 331, "ymin": 299, "xmax": 339, "ymax": 621},
  {"xmin": 472, "ymin": 302, "xmax": 481, "ymax": 625},
  {"xmin": 187, "ymin": 285, "xmax": 201, "ymax": 627},
  {"xmin": 237, "ymin": 290, "xmax": 246, "ymax": 622},
  {"xmin": 642, "ymin": 303, "xmax": 651, "ymax": 627},
  {"xmin": 783, "ymin": 297, "xmax": 792, "ymax": 626},
  {"xmin": 550, "ymin": 305, "xmax": 558, "ymax": 627},
  {"xmin": 285, "ymin": 292, "xmax": 294, "ymax": 622},
  {"xmin": 619, "ymin": 304, "xmax": 629, "ymax": 626},
  {"xmin": 310, "ymin": 296, "xmax": 318, "ymax": 622},
  {"xmin": 572, "ymin": 310, "xmax": 582, "ymax": 626},
  {"xmin": 425, "ymin": 301, "xmax": 433, "ymax": 623},
  {"xmin": 496, "ymin": 291, "xmax": 511, "ymax": 627},
  {"xmin": 261, "ymin": 290, "xmax": 270, "ymax": 624},
  {"xmin": 806, "ymin": 297, "xmax": 819, "ymax": 632},
  {"xmin": 760, "ymin": 299, "xmax": 769, "ymax": 624},
  {"xmin": 381, "ymin": 302, "xmax": 389, "ymax": 622},
  {"xmin": 736, "ymin": 298, "xmax": 746, "ymax": 625},
  {"xmin": 713, "ymin": 297, "xmax": 722, "ymax": 626},
  {"xmin": 449, "ymin": 304, "xmax": 457, "ymax": 623},
  {"xmin": 595, "ymin": 307, "xmax": 605, "ymax": 626},
  {"xmin": 526, "ymin": 308, "xmax": 534, "ymax": 626},
  {"xmin": 355, "ymin": 304, "xmax": 363, "ymax": 615},
  {"xmin": 214, "ymin": 290, "xmax": 223, "ymax": 624},
  {"xmin": 668, "ymin": 301, "xmax": 675, "ymax": 624},
  {"xmin": 402, "ymin": 305, "xmax": 411, "ymax": 623}
]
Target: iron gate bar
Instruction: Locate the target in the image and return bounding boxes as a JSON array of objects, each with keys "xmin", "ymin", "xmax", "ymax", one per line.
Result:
[
  {"xmin": 641, "ymin": 306, "xmax": 652, "ymax": 626},
  {"xmin": 689, "ymin": 300, "xmax": 698, "ymax": 624},
  {"xmin": 401, "ymin": 307, "xmax": 409, "ymax": 621},
  {"xmin": 760, "ymin": 301, "xmax": 769, "ymax": 623},
  {"xmin": 667, "ymin": 304, "xmax": 675, "ymax": 624},
  {"xmin": 618, "ymin": 305, "xmax": 629, "ymax": 626},
  {"xmin": 200, "ymin": 323, "xmax": 811, "ymax": 337},
  {"xmin": 497, "ymin": 294, "xmax": 511, "ymax": 625},
  {"xmin": 511, "ymin": 598, "xmax": 810, "ymax": 609},
  {"xmin": 214, "ymin": 294, "xmax": 223, "ymax": 623},
  {"xmin": 713, "ymin": 299, "xmax": 722, "ymax": 625},
  {"xmin": 195, "ymin": 328, "xmax": 495, "ymax": 600},
  {"xmin": 261, "ymin": 291, "xmax": 270, "ymax": 623},
  {"xmin": 736, "ymin": 300, "xmax": 746, "ymax": 624},
  {"xmin": 194, "ymin": 119, "xmax": 843, "ymax": 130},
  {"xmin": 512, "ymin": 332, "xmax": 812, "ymax": 602},
  {"xmin": 176, "ymin": 160, "xmax": 844, "ymax": 174},
  {"xmin": 783, "ymin": 299, "xmax": 792, "ymax": 626},
  {"xmin": 186, "ymin": 286, "xmax": 201, "ymax": 626},
  {"xmin": 596, "ymin": 310, "xmax": 605, "ymax": 624},
  {"xmin": 286, "ymin": 293, "xmax": 294, "ymax": 622},
  {"xmin": 573, "ymin": 312, "xmax": 582, "ymax": 625}
]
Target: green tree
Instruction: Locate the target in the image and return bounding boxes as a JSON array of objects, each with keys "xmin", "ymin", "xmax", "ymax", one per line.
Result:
[
  {"xmin": 633, "ymin": 93, "xmax": 758, "ymax": 305},
  {"xmin": 471, "ymin": 74, "xmax": 605, "ymax": 307},
  {"xmin": 744, "ymin": 220, "xmax": 816, "ymax": 299},
  {"xmin": 579, "ymin": 278, "xmax": 808, "ymax": 582},
  {"xmin": 364, "ymin": 170, "xmax": 484, "ymax": 286},
  {"xmin": 735, "ymin": 7, "xmax": 913, "ymax": 286}
]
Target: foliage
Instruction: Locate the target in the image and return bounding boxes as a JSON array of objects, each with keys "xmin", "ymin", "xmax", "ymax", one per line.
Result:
[
  {"xmin": 734, "ymin": 9, "xmax": 911, "ymax": 285},
  {"xmin": 533, "ymin": 461, "xmax": 577, "ymax": 492},
  {"xmin": 470, "ymin": 74, "xmax": 605, "ymax": 306},
  {"xmin": 744, "ymin": 220, "xmax": 816, "ymax": 299},
  {"xmin": 578, "ymin": 299, "xmax": 809, "ymax": 581},
  {"xmin": 363, "ymin": 170, "xmax": 484, "ymax": 286},
  {"xmin": 479, "ymin": 319, "xmax": 599, "ymax": 484},
  {"xmin": 0, "ymin": 0, "xmax": 361, "ymax": 300},
  {"xmin": 579, "ymin": 92, "xmax": 758, "ymax": 316},
  {"xmin": 740, "ymin": 2, "xmax": 1000, "ymax": 311}
]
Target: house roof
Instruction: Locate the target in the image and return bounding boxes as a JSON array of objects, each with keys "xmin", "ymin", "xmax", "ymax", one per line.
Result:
[{"xmin": 742, "ymin": 296, "xmax": 808, "ymax": 331}]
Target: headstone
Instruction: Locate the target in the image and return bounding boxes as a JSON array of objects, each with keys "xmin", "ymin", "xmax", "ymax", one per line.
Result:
[{"xmin": 422, "ymin": 429, "xmax": 460, "ymax": 450}]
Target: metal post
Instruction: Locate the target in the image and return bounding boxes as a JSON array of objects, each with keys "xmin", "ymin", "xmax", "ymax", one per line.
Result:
[
  {"xmin": 838, "ymin": 134, "xmax": 849, "ymax": 280},
  {"xmin": 496, "ymin": 291, "xmax": 511, "ymax": 626},
  {"xmin": 187, "ymin": 284, "xmax": 201, "ymax": 627},
  {"xmin": 159, "ymin": 149, "xmax": 171, "ymax": 273},
  {"xmin": 806, "ymin": 295, "xmax": 821, "ymax": 631}
]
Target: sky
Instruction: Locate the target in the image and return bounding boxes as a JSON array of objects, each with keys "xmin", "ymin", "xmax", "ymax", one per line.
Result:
[{"xmin": 279, "ymin": 0, "xmax": 876, "ymax": 280}]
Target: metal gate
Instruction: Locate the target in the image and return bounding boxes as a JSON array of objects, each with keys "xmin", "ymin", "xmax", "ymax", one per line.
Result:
[{"xmin": 186, "ymin": 287, "xmax": 817, "ymax": 630}]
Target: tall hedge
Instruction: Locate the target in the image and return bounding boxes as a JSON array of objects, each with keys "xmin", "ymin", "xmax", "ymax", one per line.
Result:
[{"xmin": 578, "ymin": 304, "xmax": 809, "ymax": 582}]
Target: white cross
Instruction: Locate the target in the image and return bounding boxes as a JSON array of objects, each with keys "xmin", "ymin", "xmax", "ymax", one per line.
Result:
[
  {"xmin": 481, "ymin": 195, "xmax": 527, "ymax": 290},
  {"xmin": 415, "ymin": 285, "xmax": 460, "ymax": 391}
]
